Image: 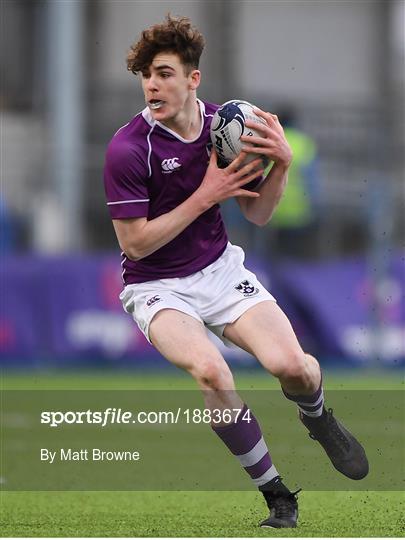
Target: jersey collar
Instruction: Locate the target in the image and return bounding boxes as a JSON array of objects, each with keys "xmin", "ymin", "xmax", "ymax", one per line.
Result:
[{"xmin": 141, "ymin": 99, "xmax": 206, "ymax": 144}]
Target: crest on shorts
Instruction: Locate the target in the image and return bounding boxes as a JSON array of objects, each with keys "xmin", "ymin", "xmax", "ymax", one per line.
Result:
[{"xmin": 235, "ymin": 280, "xmax": 259, "ymax": 297}]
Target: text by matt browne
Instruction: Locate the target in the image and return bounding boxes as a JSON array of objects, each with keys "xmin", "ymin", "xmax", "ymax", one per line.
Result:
[{"xmin": 40, "ymin": 448, "xmax": 141, "ymax": 463}]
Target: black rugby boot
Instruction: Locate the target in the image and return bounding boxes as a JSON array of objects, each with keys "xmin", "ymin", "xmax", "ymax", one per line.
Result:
[
  {"xmin": 300, "ymin": 407, "xmax": 369, "ymax": 480},
  {"xmin": 259, "ymin": 476, "xmax": 300, "ymax": 528}
]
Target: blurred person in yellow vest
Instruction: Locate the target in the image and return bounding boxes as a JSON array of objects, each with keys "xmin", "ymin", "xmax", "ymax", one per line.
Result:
[{"xmin": 268, "ymin": 107, "xmax": 320, "ymax": 258}]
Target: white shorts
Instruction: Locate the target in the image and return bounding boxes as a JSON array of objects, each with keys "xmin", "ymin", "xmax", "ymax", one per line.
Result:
[{"xmin": 119, "ymin": 243, "xmax": 276, "ymax": 346}]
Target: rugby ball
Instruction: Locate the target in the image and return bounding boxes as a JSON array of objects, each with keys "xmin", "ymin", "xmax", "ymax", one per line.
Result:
[{"xmin": 210, "ymin": 100, "xmax": 269, "ymax": 169}]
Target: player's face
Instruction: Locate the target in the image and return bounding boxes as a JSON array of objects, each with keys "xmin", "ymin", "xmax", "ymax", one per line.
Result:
[{"xmin": 141, "ymin": 52, "xmax": 200, "ymax": 122}]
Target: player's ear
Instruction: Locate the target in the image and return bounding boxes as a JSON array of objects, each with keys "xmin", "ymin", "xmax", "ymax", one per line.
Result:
[{"xmin": 188, "ymin": 69, "xmax": 201, "ymax": 90}]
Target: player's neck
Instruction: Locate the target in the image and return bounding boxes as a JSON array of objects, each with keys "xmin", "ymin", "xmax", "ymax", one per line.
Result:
[{"xmin": 161, "ymin": 96, "xmax": 201, "ymax": 140}]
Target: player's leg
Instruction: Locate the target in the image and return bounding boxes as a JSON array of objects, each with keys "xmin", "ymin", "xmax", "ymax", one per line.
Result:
[
  {"xmin": 224, "ymin": 300, "xmax": 321, "ymax": 396},
  {"xmin": 149, "ymin": 308, "xmax": 283, "ymax": 500},
  {"xmin": 149, "ymin": 308, "xmax": 238, "ymax": 405},
  {"xmin": 223, "ymin": 300, "xmax": 369, "ymax": 481}
]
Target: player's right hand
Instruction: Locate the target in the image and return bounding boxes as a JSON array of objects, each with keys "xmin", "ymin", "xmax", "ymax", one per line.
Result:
[{"xmin": 198, "ymin": 149, "xmax": 262, "ymax": 206}]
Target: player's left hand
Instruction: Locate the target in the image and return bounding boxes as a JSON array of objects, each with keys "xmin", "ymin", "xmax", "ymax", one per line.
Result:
[{"xmin": 240, "ymin": 108, "xmax": 293, "ymax": 168}]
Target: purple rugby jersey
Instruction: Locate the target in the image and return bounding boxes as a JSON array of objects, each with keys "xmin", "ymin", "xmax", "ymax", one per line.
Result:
[{"xmin": 104, "ymin": 99, "xmax": 260, "ymax": 285}]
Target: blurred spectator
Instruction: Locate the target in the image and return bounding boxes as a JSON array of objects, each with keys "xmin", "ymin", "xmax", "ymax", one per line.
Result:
[
  {"xmin": 0, "ymin": 197, "xmax": 18, "ymax": 253},
  {"xmin": 268, "ymin": 107, "xmax": 321, "ymax": 259},
  {"xmin": 0, "ymin": 197, "xmax": 30, "ymax": 253}
]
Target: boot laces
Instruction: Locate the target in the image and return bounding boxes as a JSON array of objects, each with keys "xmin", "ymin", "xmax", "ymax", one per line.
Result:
[{"xmin": 309, "ymin": 408, "xmax": 350, "ymax": 454}]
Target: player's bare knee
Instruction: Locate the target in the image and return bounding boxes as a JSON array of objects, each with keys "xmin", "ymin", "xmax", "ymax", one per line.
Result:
[
  {"xmin": 192, "ymin": 360, "xmax": 234, "ymax": 390},
  {"xmin": 303, "ymin": 353, "xmax": 322, "ymax": 386},
  {"xmin": 305, "ymin": 353, "xmax": 320, "ymax": 371},
  {"xmin": 200, "ymin": 364, "xmax": 233, "ymax": 390},
  {"xmin": 271, "ymin": 350, "xmax": 308, "ymax": 382}
]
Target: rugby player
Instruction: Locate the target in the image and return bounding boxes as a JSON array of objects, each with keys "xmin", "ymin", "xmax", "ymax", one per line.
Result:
[{"xmin": 104, "ymin": 15, "xmax": 368, "ymax": 528}]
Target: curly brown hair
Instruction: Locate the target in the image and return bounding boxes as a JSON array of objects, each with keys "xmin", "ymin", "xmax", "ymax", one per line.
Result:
[{"xmin": 126, "ymin": 15, "xmax": 205, "ymax": 76}]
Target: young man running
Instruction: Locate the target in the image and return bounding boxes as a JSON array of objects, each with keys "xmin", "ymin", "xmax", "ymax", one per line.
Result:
[{"xmin": 104, "ymin": 15, "xmax": 368, "ymax": 529}]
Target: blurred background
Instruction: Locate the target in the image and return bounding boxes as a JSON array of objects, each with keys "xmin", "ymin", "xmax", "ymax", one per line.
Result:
[{"xmin": 1, "ymin": 0, "xmax": 404, "ymax": 371}]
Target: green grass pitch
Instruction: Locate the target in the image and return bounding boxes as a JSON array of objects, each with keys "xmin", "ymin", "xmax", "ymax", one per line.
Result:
[{"xmin": 1, "ymin": 369, "xmax": 404, "ymax": 537}]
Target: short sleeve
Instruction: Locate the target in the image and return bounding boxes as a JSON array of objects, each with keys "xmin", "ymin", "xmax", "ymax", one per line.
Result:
[{"xmin": 104, "ymin": 139, "xmax": 149, "ymax": 219}]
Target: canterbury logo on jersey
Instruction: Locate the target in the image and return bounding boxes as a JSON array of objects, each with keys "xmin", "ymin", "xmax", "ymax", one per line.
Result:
[{"xmin": 161, "ymin": 157, "xmax": 181, "ymax": 173}]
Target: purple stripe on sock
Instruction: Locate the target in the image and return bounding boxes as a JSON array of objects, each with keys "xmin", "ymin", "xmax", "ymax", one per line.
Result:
[
  {"xmin": 212, "ymin": 404, "xmax": 262, "ymax": 456},
  {"xmin": 244, "ymin": 453, "xmax": 272, "ymax": 480},
  {"xmin": 298, "ymin": 401, "xmax": 323, "ymax": 412},
  {"xmin": 283, "ymin": 374, "xmax": 323, "ymax": 404}
]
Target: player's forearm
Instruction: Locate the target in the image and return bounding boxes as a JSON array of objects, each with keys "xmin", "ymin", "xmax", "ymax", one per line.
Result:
[
  {"xmin": 125, "ymin": 192, "xmax": 211, "ymax": 261},
  {"xmin": 242, "ymin": 163, "xmax": 289, "ymax": 226}
]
